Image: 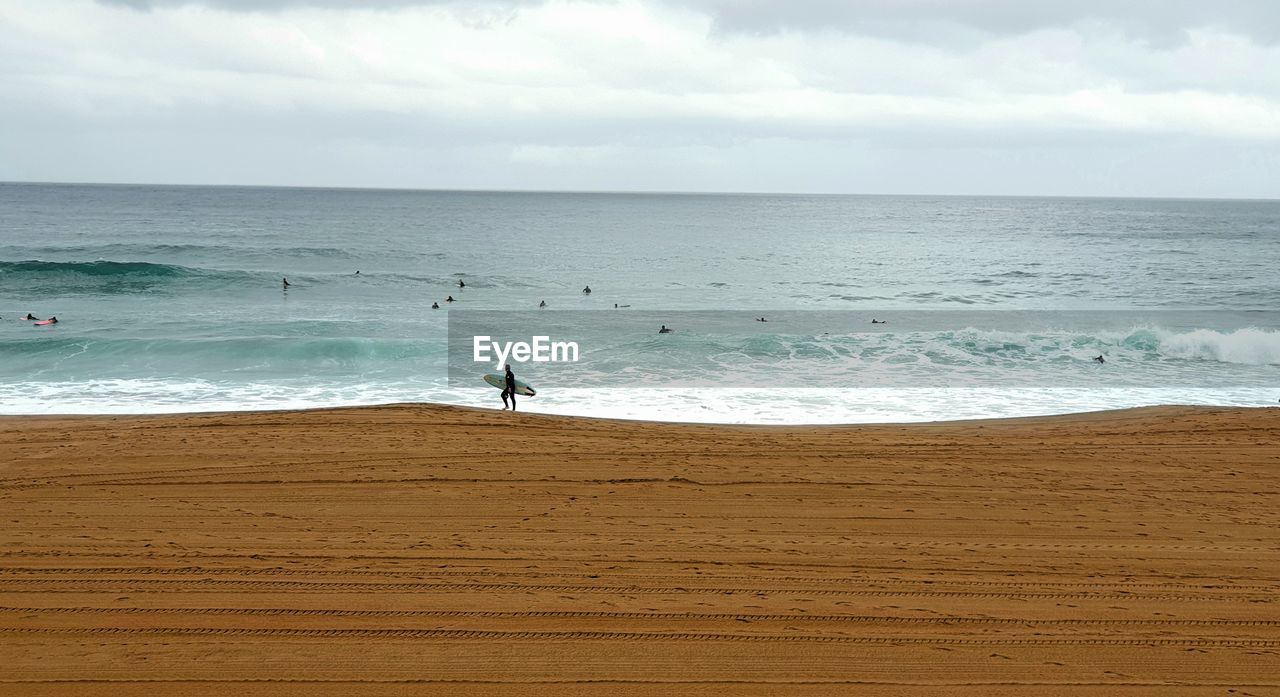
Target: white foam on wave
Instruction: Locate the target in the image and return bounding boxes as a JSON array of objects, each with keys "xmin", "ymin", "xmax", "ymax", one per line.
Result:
[
  {"xmin": 1152, "ymin": 327, "xmax": 1280, "ymax": 365},
  {"xmin": 518, "ymin": 387, "xmax": 1276, "ymax": 424},
  {"xmin": 3, "ymin": 379, "xmax": 1274, "ymax": 423}
]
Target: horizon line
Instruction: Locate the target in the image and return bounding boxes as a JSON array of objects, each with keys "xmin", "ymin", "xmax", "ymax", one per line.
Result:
[{"xmin": 1, "ymin": 179, "xmax": 1277, "ymax": 203}]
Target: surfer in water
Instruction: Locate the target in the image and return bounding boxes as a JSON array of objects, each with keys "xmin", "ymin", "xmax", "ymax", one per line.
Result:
[
  {"xmin": 282, "ymin": 277, "xmax": 290, "ymax": 289},
  {"xmin": 1094, "ymin": 355, "xmax": 1106, "ymax": 364},
  {"xmin": 501, "ymin": 364, "xmax": 517, "ymax": 411},
  {"xmin": 22, "ymin": 313, "xmax": 38, "ymax": 321},
  {"xmin": 458, "ymin": 279, "xmax": 465, "ymax": 288},
  {"xmin": 445, "ymin": 295, "xmax": 455, "ymax": 302},
  {"xmin": 583, "ymin": 285, "xmax": 591, "ymax": 294},
  {"xmin": 659, "ymin": 325, "xmax": 673, "ymax": 334},
  {"xmin": 539, "ymin": 300, "xmax": 547, "ymax": 308},
  {"xmin": 871, "ymin": 319, "xmax": 886, "ymax": 324},
  {"xmin": 431, "ymin": 302, "xmax": 439, "ymax": 309}
]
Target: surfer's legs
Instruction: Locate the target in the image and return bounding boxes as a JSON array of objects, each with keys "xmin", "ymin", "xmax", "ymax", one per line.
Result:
[{"xmin": 501, "ymin": 389, "xmax": 510, "ymax": 410}]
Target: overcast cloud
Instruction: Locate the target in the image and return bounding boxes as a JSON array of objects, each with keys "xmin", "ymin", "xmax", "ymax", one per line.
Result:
[{"xmin": 1, "ymin": 0, "xmax": 1276, "ymax": 196}]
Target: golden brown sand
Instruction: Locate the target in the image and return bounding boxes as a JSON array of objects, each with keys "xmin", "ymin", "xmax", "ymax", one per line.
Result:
[{"xmin": 1, "ymin": 404, "xmax": 1278, "ymax": 695}]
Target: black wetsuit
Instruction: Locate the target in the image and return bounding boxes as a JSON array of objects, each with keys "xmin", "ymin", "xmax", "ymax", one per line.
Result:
[{"xmin": 502, "ymin": 369, "xmax": 517, "ymax": 410}]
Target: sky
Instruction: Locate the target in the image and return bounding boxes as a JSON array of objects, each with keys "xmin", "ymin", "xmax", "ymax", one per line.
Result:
[{"xmin": 1, "ymin": 0, "xmax": 1277, "ymax": 197}]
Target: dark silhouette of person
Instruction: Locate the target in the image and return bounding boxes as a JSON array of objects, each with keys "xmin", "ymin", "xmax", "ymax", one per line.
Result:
[
  {"xmin": 659, "ymin": 325, "xmax": 673, "ymax": 334},
  {"xmin": 459, "ymin": 279, "xmax": 465, "ymax": 288},
  {"xmin": 23, "ymin": 313, "xmax": 38, "ymax": 320},
  {"xmin": 583, "ymin": 285, "xmax": 591, "ymax": 294},
  {"xmin": 501, "ymin": 364, "xmax": 518, "ymax": 411},
  {"xmin": 431, "ymin": 302, "xmax": 439, "ymax": 309},
  {"xmin": 445, "ymin": 296, "xmax": 455, "ymax": 302},
  {"xmin": 1094, "ymin": 355, "xmax": 1105, "ymax": 364},
  {"xmin": 539, "ymin": 300, "xmax": 547, "ymax": 308},
  {"xmin": 282, "ymin": 277, "xmax": 290, "ymax": 289}
]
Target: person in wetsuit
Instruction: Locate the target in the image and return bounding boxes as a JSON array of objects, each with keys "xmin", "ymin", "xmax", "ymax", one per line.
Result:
[{"xmin": 501, "ymin": 364, "xmax": 518, "ymax": 411}]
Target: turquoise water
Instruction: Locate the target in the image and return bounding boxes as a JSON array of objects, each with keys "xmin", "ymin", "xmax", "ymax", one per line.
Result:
[{"xmin": 1, "ymin": 182, "xmax": 1276, "ymax": 422}]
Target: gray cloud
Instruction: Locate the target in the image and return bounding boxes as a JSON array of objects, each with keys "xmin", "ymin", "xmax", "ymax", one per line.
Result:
[
  {"xmin": 96, "ymin": 0, "xmax": 1280, "ymax": 45},
  {"xmin": 97, "ymin": 0, "xmax": 538, "ymax": 10},
  {"xmin": 691, "ymin": 0, "xmax": 1280, "ymax": 46}
]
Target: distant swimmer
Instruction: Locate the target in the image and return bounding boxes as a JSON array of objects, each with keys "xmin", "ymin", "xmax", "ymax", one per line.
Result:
[
  {"xmin": 871, "ymin": 319, "xmax": 886, "ymax": 324},
  {"xmin": 1094, "ymin": 355, "xmax": 1106, "ymax": 364},
  {"xmin": 22, "ymin": 313, "xmax": 38, "ymax": 321},
  {"xmin": 431, "ymin": 302, "xmax": 440, "ymax": 309},
  {"xmin": 658, "ymin": 325, "xmax": 673, "ymax": 334},
  {"xmin": 282, "ymin": 277, "xmax": 290, "ymax": 289},
  {"xmin": 445, "ymin": 295, "xmax": 455, "ymax": 302},
  {"xmin": 458, "ymin": 279, "xmax": 465, "ymax": 288},
  {"xmin": 539, "ymin": 300, "xmax": 547, "ymax": 308},
  {"xmin": 583, "ymin": 285, "xmax": 592, "ymax": 294},
  {"xmin": 355, "ymin": 270, "xmax": 360, "ymax": 275},
  {"xmin": 757, "ymin": 317, "xmax": 767, "ymax": 322}
]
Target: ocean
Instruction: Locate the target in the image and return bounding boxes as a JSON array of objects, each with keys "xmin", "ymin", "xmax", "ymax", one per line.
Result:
[{"xmin": 1, "ymin": 182, "xmax": 1276, "ymax": 423}]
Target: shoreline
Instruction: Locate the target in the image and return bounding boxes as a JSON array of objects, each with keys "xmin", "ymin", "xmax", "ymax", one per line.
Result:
[
  {"xmin": 1, "ymin": 399, "xmax": 1272, "ymax": 428},
  {"xmin": 3, "ymin": 404, "xmax": 1278, "ymax": 693}
]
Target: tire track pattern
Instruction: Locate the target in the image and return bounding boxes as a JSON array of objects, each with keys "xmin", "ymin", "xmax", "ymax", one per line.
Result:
[
  {"xmin": 4, "ymin": 566, "xmax": 1276, "ymax": 592},
  {"xmin": 1, "ymin": 577, "xmax": 1272, "ymax": 602},
  {"xmin": 4, "ymin": 626, "xmax": 1280, "ymax": 647},
  {"xmin": 4, "ymin": 606, "xmax": 1280, "ymax": 628}
]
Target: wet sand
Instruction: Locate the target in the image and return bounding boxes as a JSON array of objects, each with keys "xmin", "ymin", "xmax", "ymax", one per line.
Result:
[{"xmin": 1, "ymin": 405, "xmax": 1278, "ymax": 695}]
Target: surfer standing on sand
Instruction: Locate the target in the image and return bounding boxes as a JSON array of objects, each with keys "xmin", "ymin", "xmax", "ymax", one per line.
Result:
[{"xmin": 501, "ymin": 364, "xmax": 517, "ymax": 411}]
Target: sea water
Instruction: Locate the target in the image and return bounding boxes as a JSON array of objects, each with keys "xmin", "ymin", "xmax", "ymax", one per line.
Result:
[{"xmin": 1, "ymin": 182, "xmax": 1276, "ymax": 423}]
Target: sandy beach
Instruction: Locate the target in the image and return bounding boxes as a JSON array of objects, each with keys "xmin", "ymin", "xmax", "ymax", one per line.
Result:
[{"xmin": 1, "ymin": 404, "xmax": 1277, "ymax": 695}]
